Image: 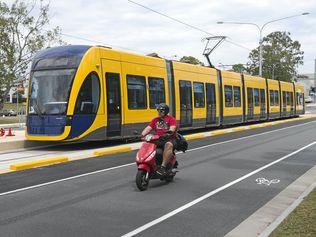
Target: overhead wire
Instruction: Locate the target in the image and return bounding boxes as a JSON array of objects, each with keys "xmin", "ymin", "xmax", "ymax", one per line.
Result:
[
  {"xmin": 59, "ymin": 33, "xmax": 147, "ymax": 54},
  {"xmin": 127, "ymin": 0, "xmax": 252, "ymax": 51}
]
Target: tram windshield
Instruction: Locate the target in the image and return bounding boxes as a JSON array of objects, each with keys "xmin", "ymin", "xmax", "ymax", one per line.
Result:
[{"xmin": 28, "ymin": 69, "xmax": 76, "ymax": 115}]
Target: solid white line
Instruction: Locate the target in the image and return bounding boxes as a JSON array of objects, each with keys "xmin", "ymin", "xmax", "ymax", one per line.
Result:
[
  {"xmin": 122, "ymin": 140, "xmax": 316, "ymax": 237},
  {"xmin": 0, "ymin": 120, "xmax": 315, "ymax": 197},
  {"xmin": 0, "ymin": 163, "xmax": 135, "ymax": 197},
  {"xmin": 181, "ymin": 120, "xmax": 316, "ymax": 154}
]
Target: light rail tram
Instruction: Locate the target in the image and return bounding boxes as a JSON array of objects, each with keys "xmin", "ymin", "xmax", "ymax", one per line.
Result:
[{"xmin": 26, "ymin": 45, "xmax": 305, "ymax": 141}]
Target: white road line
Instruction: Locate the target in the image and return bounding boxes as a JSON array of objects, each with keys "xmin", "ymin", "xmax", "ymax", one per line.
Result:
[
  {"xmin": 0, "ymin": 120, "xmax": 316, "ymax": 197},
  {"xmin": 182, "ymin": 120, "xmax": 316, "ymax": 154},
  {"xmin": 0, "ymin": 163, "xmax": 135, "ymax": 197},
  {"xmin": 121, "ymin": 140, "xmax": 316, "ymax": 237}
]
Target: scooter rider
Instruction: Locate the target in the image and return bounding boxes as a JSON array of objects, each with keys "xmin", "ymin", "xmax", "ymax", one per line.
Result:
[{"xmin": 141, "ymin": 103, "xmax": 177, "ymax": 176}]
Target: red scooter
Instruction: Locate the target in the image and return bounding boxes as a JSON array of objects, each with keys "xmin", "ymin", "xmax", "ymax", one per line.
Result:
[{"xmin": 135, "ymin": 133, "xmax": 178, "ymax": 191}]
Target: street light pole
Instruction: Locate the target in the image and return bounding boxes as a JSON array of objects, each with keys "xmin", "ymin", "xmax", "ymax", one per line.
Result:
[
  {"xmin": 259, "ymin": 27, "xmax": 263, "ymax": 77},
  {"xmin": 217, "ymin": 12, "xmax": 309, "ymax": 77}
]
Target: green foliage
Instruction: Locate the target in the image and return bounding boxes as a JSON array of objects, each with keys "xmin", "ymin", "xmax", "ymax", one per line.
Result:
[
  {"xmin": 0, "ymin": 0, "xmax": 64, "ymax": 102},
  {"xmin": 232, "ymin": 64, "xmax": 248, "ymax": 73},
  {"xmin": 247, "ymin": 31, "xmax": 304, "ymax": 82},
  {"xmin": 180, "ymin": 56, "xmax": 204, "ymax": 66}
]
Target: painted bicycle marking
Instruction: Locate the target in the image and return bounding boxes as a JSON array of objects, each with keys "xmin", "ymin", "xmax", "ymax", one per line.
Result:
[{"xmin": 255, "ymin": 177, "xmax": 280, "ymax": 186}]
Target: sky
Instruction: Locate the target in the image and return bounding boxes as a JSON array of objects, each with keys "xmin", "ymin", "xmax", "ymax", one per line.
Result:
[{"xmin": 6, "ymin": 0, "xmax": 316, "ymax": 74}]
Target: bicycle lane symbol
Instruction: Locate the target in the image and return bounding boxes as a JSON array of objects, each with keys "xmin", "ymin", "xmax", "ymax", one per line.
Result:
[{"xmin": 255, "ymin": 177, "xmax": 280, "ymax": 186}]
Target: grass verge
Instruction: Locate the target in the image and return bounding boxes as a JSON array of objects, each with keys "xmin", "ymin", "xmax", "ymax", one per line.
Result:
[{"xmin": 270, "ymin": 188, "xmax": 316, "ymax": 237}]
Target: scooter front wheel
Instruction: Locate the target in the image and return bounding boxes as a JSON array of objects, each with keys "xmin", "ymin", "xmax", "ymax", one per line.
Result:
[{"xmin": 136, "ymin": 170, "xmax": 150, "ymax": 191}]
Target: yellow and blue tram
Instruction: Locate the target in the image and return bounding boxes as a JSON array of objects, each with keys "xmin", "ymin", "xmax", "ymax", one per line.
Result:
[{"xmin": 26, "ymin": 45, "xmax": 305, "ymax": 141}]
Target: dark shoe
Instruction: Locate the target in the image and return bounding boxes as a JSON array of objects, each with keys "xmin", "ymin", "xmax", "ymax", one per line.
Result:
[{"xmin": 156, "ymin": 166, "xmax": 167, "ymax": 177}]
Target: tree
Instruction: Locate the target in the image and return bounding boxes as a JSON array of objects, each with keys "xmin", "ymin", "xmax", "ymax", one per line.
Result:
[
  {"xmin": 180, "ymin": 56, "xmax": 204, "ymax": 66},
  {"xmin": 0, "ymin": 0, "xmax": 64, "ymax": 103},
  {"xmin": 232, "ymin": 64, "xmax": 248, "ymax": 73},
  {"xmin": 247, "ymin": 31, "xmax": 304, "ymax": 82}
]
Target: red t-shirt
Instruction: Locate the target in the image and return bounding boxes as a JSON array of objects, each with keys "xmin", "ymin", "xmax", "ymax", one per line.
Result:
[{"xmin": 149, "ymin": 115, "xmax": 177, "ymax": 138}]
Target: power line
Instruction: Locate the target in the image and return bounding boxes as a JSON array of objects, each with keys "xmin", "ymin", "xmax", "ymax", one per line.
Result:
[
  {"xmin": 60, "ymin": 33, "xmax": 147, "ymax": 54},
  {"xmin": 128, "ymin": 0, "xmax": 214, "ymax": 36},
  {"xmin": 128, "ymin": 0, "xmax": 252, "ymax": 51}
]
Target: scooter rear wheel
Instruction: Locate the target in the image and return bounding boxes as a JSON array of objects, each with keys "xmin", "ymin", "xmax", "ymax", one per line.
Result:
[{"xmin": 136, "ymin": 170, "xmax": 149, "ymax": 191}]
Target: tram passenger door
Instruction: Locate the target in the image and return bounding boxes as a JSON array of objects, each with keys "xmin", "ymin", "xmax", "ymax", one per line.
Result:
[
  {"xmin": 206, "ymin": 83, "xmax": 216, "ymax": 124},
  {"xmin": 247, "ymin": 88, "xmax": 254, "ymax": 120},
  {"xmin": 282, "ymin": 92, "xmax": 287, "ymax": 114},
  {"xmin": 260, "ymin": 89, "xmax": 266, "ymax": 118},
  {"xmin": 105, "ymin": 72, "xmax": 121, "ymax": 137},
  {"xmin": 290, "ymin": 92, "xmax": 294, "ymax": 116},
  {"xmin": 179, "ymin": 80, "xmax": 192, "ymax": 128}
]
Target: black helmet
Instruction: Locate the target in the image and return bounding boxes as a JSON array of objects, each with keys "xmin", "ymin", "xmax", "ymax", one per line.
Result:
[{"xmin": 156, "ymin": 103, "xmax": 170, "ymax": 115}]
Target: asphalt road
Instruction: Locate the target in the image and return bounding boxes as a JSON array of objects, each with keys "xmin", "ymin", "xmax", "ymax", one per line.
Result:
[{"xmin": 0, "ymin": 118, "xmax": 316, "ymax": 237}]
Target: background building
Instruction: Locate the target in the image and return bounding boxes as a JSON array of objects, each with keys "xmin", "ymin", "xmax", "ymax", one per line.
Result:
[
  {"xmin": 6, "ymin": 80, "xmax": 28, "ymax": 103},
  {"xmin": 296, "ymin": 73, "xmax": 315, "ymax": 95}
]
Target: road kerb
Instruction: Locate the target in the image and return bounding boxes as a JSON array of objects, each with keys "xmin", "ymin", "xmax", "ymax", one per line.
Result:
[
  {"xmin": 184, "ymin": 134, "xmax": 205, "ymax": 140},
  {"xmin": 225, "ymin": 165, "xmax": 316, "ymax": 237},
  {"xmin": 93, "ymin": 146, "xmax": 132, "ymax": 156},
  {"xmin": 232, "ymin": 127, "xmax": 247, "ymax": 132},
  {"xmin": 174, "ymin": 116, "xmax": 313, "ymax": 142},
  {"xmin": 10, "ymin": 157, "xmax": 69, "ymax": 171},
  {"xmin": 211, "ymin": 130, "xmax": 228, "ymax": 136}
]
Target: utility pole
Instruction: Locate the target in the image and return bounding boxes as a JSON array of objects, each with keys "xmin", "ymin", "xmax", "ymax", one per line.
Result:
[
  {"xmin": 16, "ymin": 87, "xmax": 19, "ymax": 125},
  {"xmin": 217, "ymin": 12, "xmax": 309, "ymax": 77}
]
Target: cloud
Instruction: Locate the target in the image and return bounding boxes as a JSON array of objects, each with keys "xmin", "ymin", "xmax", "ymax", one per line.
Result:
[{"xmin": 4, "ymin": 0, "xmax": 316, "ymax": 73}]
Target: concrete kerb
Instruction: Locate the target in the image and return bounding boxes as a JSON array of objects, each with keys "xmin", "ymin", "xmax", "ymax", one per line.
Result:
[
  {"xmin": 225, "ymin": 165, "xmax": 316, "ymax": 237},
  {"xmin": 93, "ymin": 146, "xmax": 133, "ymax": 156},
  {"xmin": 10, "ymin": 157, "xmax": 69, "ymax": 171},
  {"xmin": 4, "ymin": 116, "xmax": 316, "ymax": 173}
]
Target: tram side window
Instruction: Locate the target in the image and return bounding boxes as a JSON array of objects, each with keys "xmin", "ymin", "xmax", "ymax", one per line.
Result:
[
  {"xmin": 193, "ymin": 82, "xmax": 205, "ymax": 108},
  {"xmin": 127, "ymin": 75, "xmax": 147, "ymax": 109},
  {"xmin": 290, "ymin": 92, "xmax": 294, "ymax": 106},
  {"xmin": 254, "ymin": 88, "xmax": 260, "ymax": 106},
  {"xmin": 224, "ymin": 85, "xmax": 233, "ymax": 107},
  {"xmin": 269, "ymin": 90, "xmax": 275, "ymax": 106},
  {"xmin": 233, "ymin": 86, "xmax": 241, "ymax": 107},
  {"xmin": 148, "ymin": 77, "xmax": 165, "ymax": 109},
  {"xmin": 74, "ymin": 73, "xmax": 100, "ymax": 114},
  {"xmin": 274, "ymin": 90, "xmax": 279, "ymax": 106}
]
